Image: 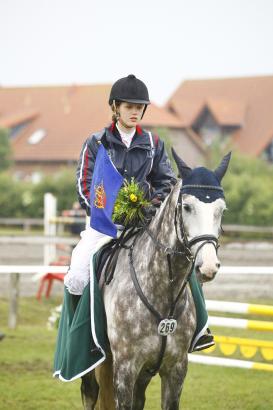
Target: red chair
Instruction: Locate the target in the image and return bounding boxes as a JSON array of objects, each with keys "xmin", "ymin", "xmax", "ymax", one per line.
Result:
[{"xmin": 36, "ymin": 256, "xmax": 70, "ymax": 300}]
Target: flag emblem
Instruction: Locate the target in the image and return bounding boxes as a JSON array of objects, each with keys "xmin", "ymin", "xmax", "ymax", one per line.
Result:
[{"xmin": 94, "ymin": 182, "xmax": 106, "ymax": 209}]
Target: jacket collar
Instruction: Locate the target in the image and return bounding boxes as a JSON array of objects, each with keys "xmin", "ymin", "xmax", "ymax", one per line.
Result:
[{"xmin": 105, "ymin": 122, "xmax": 151, "ymax": 147}]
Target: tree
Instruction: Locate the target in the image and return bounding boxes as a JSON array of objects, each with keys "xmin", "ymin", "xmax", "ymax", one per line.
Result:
[
  {"xmin": 154, "ymin": 127, "xmax": 178, "ymax": 173},
  {"xmin": 0, "ymin": 128, "xmax": 13, "ymax": 171},
  {"xmin": 206, "ymin": 138, "xmax": 273, "ymax": 226}
]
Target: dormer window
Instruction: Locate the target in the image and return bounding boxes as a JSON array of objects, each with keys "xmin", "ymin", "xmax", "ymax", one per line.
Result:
[
  {"xmin": 263, "ymin": 139, "xmax": 273, "ymax": 162},
  {"xmin": 10, "ymin": 120, "xmax": 31, "ymax": 138},
  {"xmin": 28, "ymin": 129, "xmax": 46, "ymax": 144}
]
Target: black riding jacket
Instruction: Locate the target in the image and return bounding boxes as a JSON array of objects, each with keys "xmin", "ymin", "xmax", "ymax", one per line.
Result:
[{"xmin": 76, "ymin": 123, "xmax": 176, "ymax": 214}]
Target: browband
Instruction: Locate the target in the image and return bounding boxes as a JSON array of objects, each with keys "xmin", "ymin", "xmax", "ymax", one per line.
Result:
[{"xmin": 181, "ymin": 184, "xmax": 224, "ymax": 192}]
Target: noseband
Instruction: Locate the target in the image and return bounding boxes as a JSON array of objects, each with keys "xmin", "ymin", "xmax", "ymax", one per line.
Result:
[{"xmin": 175, "ymin": 189, "xmax": 220, "ymax": 259}]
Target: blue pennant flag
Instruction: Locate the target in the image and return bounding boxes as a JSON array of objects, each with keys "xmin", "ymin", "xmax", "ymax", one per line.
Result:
[{"xmin": 90, "ymin": 144, "xmax": 123, "ymax": 238}]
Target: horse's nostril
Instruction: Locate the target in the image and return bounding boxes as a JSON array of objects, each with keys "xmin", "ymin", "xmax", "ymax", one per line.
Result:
[{"xmin": 195, "ymin": 265, "xmax": 201, "ymax": 274}]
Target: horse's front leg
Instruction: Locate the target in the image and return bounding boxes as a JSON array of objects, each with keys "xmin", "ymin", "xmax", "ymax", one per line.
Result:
[
  {"xmin": 112, "ymin": 356, "xmax": 138, "ymax": 410},
  {"xmin": 160, "ymin": 356, "xmax": 188, "ymax": 410},
  {"xmin": 132, "ymin": 370, "xmax": 153, "ymax": 410}
]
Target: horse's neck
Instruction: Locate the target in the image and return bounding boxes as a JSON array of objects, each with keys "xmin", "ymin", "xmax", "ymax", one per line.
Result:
[
  {"xmin": 137, "ymin": 182, "xmax": 190, "ymax": 290},
  {"xmin": 149, "ymin": 191, "xmax": 179, "ymax": 251}
]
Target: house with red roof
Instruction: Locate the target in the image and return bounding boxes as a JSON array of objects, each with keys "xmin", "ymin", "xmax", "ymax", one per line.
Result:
[
  {"xmin": 0, "ymin": 75, "xmax": 272, "ymax": 181},
  {"xmin": 166, "ymin": 75, "xmax": 273, "ymax": 163},
  {"xmin": 0, "ymin": 84, "xmax": 187, "ymax": 180}
]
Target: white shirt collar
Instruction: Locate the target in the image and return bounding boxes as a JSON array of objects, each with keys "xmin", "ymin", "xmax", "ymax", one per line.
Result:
[{"xmin": 116, "ymin": 122, "xmax": 136, "ymax": 147}]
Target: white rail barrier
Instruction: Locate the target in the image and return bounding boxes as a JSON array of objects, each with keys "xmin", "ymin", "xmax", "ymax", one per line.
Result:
[
  {"xmin": 206, "ymin": 300, "xmax": 273, "ymax": 316},
  {"xmin": 0, "ymin": 264, "xmax": 273, "ymax": 274},
  {"xmin": 0, "ymin": 265, "xmax": 68, "ymax": 329},
  {"xmin": 1, "ymin": 265, "xmax": 273, "ymax": 330},
  {"xmin": 0, "ymin": 265, "xmax": 68, "ymax": 275},
  {"xmin": 0, "ymin": 236, "xmax": 78, "ymax": 245},
  {"xmin": 208, "ymin": 316, "xmax": 273, "ymax": 331},
  {"xmin": 219, "ymin": 266, "xmax": 273, "ymax": 275},
  {"xmin": 189, "ymin": 354, "xmax": 273, "ymax": 372}
]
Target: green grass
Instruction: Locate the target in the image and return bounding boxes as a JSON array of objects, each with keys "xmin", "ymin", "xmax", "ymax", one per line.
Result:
[{"xmin": 0, "ymin": 297, "xmax": 273, "ymax": 409}]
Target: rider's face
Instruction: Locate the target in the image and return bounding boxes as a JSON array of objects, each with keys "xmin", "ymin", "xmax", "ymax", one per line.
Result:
[{"xmin": 118, "ymin": 102, "xmax": 145, "ymax": 128}]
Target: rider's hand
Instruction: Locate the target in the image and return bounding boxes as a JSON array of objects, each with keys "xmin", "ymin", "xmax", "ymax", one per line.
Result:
[
  {"xmin": 143, "ymin": 205, "xmax": 157, "ymax": 220},
  {"xmin": 151, "ymin": 197, "xmax": 162, "ymax": 208}
]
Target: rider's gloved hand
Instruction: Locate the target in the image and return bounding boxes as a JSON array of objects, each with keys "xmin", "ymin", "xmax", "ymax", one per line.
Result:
[
  {"xmin": 143, "ymin": 195, "xmax": 163, "ymax": 221},
  {"xmin": 143, "ymin": 205, "xmax": 157, "ymax": 221},
  {"xmin": 162, "ymin": 183, "xmax": 173, "ymax": 195},
  {"xmin": 151, "ymin": 196, "xmax": 162, "ymax": 207}
]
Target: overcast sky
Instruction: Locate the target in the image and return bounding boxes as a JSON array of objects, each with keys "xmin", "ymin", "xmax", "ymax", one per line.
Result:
[{"xmin": 1, "ymin": 0, "xmax": 273, "ymax": 104}]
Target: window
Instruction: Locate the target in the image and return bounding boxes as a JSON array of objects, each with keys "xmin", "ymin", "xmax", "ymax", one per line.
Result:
[
  {"xmin": 192, "ymin": 107, "xmax": 221, "ymax": 145},
  {"xmin": 263, "ymin": 139, "xmax": 273, "ymax": 162},
  {"xmin": 28, "ymin": 129, "xmax": 46, "ymax": 144},
  {"xmin": 10, "ymin": 121, "xmax": 31, "ymax": 139}
]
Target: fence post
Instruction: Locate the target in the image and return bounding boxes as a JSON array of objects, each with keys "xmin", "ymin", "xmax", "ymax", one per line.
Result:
[
  {"xmin": 44, "ymin": 193, "xmax": 57, "ymax": 265},
  {"xmin": 8, "ymin": 272, "xmax": 19, "ymax": 329}
]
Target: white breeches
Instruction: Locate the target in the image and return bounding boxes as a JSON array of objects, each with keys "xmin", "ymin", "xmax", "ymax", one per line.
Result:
[{"xmin": 64, "ymin": 227, "xmax": 112, "ymax": 295}]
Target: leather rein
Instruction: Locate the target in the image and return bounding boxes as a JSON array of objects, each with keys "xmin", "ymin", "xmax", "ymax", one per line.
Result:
[{"xmin": 128, "ymin": 189, "xmax": 220, "ymax": 376}]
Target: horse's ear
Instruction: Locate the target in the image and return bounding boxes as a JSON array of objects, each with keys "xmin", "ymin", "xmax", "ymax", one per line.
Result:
[
  {"xmin": 214, "ymin": 152, "xmax": 232, "ymax": 181},
  {"xmin": 171, "ymin": 148, "xmax": 192, "ymax": 179}
]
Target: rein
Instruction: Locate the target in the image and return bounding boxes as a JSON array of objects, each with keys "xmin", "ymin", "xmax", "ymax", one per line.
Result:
[{"xmin": 128, "ymin": 190, "xmax": 220, "ymax": 376}]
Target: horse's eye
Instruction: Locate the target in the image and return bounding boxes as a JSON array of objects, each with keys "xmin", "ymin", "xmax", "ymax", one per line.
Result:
[{"xmin": 183, "ymin": 204, "xmax": 191, "ymax": 213}]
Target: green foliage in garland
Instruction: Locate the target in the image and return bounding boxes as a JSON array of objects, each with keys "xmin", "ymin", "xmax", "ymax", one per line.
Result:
[{"xmin": 112, "ymin": 178, "xmax": 150, "ymax": 226}]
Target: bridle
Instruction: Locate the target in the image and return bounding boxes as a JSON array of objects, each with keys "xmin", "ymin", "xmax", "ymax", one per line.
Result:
[
  {"xmin": 128, "ymin": 184, "xmax": 223, "ymax": 376},
  {"xmin": 175, "ymin": 188, "xmax": 221, "ymax": 259}
]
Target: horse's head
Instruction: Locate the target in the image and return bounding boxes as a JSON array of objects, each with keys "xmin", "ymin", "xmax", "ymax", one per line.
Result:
[{"xmin": 172, "ymin": 149, "xmax": 231, "ymax": 283}]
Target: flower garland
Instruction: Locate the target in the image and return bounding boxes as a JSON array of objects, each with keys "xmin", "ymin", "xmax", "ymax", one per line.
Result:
[{"xmin": 112, "ymin": 178, "xmax": 150, "ymax": 226}]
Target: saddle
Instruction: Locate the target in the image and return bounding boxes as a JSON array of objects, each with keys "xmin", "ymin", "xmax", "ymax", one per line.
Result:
[
  {"xmin": 93, "ymin": 239, "xmax": 118, "ymax": 285},
  {"xmin": 93, "ymin": 226, "xmax": 141, "ymax": 286}
]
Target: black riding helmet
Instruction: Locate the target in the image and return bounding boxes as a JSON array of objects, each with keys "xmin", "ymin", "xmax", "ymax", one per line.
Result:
[{"xmin": 109, "ymin": 74, "xmax": 150, "ymax": 118}]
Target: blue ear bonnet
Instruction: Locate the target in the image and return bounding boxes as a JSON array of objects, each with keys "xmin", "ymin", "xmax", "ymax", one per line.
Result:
[{"xmin": 181, "ymin": 167, "xmax": 225, "ymax": 203}]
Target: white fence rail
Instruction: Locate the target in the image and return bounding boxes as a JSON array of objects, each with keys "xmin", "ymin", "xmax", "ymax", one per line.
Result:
[
  {"xmin": 189, "ymin": 354, "xmax": 273, "ymax": 372},
  {"xmin": 206, "ymin": 300, "xmax": 273, "ymax": 316},
  {"xmin": 1, "ymin": 265, "xmax": 273, "ymax": 275},
  {"xmin": 1, "ymin": 217, "xmax": 273, "ymax": 234},
  {"xmin": 1, "ymin": 265, "xmax": 273, "ymax": 330}
]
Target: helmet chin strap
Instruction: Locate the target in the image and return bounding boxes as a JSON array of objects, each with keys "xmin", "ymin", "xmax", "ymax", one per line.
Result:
[{"xmin": 141, "ymin": 105, "xmax": 147, "ymax": 119}]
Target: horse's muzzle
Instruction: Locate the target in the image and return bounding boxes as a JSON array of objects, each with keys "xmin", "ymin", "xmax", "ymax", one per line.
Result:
[{"xmin": 195, "ymin": 265, "xmax": 219, "ymax": 283}]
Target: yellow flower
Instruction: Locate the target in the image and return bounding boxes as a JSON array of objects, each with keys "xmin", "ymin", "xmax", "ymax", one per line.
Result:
[{"xmin": 129, "ymin": 194, "xmax": 138, "ymax": 203}]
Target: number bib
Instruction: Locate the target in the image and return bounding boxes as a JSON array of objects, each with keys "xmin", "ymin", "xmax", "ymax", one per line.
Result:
[{"xmin": 158, "ymin": 318, "xmax": 177, "ymax": 336}]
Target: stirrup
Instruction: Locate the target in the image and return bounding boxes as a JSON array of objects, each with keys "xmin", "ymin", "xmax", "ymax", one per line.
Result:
[{"xmin": 189, "ymin": 331, "xmax": 215, "ymax": 353}]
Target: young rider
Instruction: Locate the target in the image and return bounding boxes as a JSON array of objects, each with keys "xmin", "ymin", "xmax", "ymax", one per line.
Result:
[{"xmin": 64, "ymin": 74, "xmax": 176, "ymax": 296}]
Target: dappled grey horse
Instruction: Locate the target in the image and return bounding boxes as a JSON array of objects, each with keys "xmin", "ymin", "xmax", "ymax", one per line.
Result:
[{"xmin": 81, "ymin": 150, "xmax": 231, "ymax": 410}]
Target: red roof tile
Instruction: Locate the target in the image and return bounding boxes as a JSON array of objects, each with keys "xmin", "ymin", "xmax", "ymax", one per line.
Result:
[
  {"xmin": 0, "ymin": 109, "xmax": 39, "ymax": 128},
  {"xmin": 0, "ymin": 84, "xmax": 182, "ymax": 163},
  {"xmin": 166, "ymin": 76, "xmax": 273, "ymax": 156}
]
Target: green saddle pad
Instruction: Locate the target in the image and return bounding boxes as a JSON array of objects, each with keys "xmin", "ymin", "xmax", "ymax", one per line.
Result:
[
  {"xmin": 53, "ymin": 264, "xmax": 208, "ymax": 381},
  {"xmin": 53, "ymin": 270, "xmax": 107, "ymax": 381}
]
